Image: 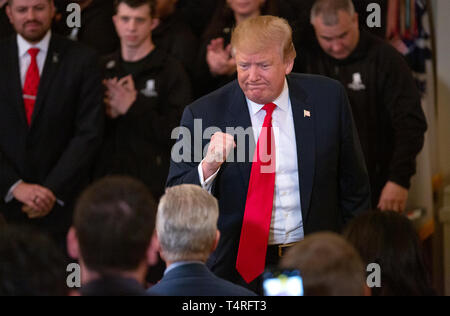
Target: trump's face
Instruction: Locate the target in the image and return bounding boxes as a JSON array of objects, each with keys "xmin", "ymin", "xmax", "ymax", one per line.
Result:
[
  {"xmin": 235, "ymin": 46, "xmax": 294, "ymax": 105},
  {"xmin": 6, "ymin": 0, "xmax": 55, "ymax": 44}
]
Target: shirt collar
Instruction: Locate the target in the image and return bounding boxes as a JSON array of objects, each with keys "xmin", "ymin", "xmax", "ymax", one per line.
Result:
[
  {"xmin": 164, "ymin": 261, "xmax": 205, "ymax": 275},
  {"xmin": 247, "ymin": 78, "xmax": 289, "ymax": 116},
  {"xmin": 17, "ymin": 30, "xmax": 51, "ymax": 58}
]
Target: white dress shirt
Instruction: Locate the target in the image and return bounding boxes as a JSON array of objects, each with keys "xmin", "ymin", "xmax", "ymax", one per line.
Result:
[
  {"xmin": 199, "ymin": 80, "xmax": 304, "ymax": 245},
  {"xmin": 17, "ymin": 31, "xmax": 51, "ymax": 87}
]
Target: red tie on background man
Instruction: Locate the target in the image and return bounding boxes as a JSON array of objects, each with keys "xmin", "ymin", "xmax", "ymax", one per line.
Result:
[
  {"xmin": 23, "ymin": 48, "xmax": 40, "ymax": 126},
  {"xmin": 236, "ymin": 103, "xmax": 277, "ymax": 284}
]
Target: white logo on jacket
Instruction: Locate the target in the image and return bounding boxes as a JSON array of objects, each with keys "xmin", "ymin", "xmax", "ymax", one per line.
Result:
[
  {"xmin": 348, "ymin": 73, "xmax": 366, "ymax": 91},
  {"xmin": 141, "ymin": 79, "xmax": 158, "ymax": 97}
]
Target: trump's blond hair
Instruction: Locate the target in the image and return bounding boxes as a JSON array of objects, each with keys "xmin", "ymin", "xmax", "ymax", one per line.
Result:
[{"xmin": 231, "ymin": 15, "xmax": 296, "ymax": 62}]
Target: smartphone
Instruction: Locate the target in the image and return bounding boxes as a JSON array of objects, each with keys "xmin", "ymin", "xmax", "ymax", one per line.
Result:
[{"xmin": 262, "ymin": 268, "xmax": 304, "ymax": 296}]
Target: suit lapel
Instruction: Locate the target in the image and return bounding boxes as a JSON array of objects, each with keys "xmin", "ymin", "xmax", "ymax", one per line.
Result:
[
  {"xmin": 30, "ymin": 35, "xmax": 63, "ymax": 128},
  {"xmin": 225, "ymin": 85, "xmax": 254, "ymax": 190},
  {"xmin": 8, "ymin": 37, "xmax": 28, "ymax": 128},
  {"xmin": 288, "ymin": 76, "xmax": 316, "ymax": 222}
]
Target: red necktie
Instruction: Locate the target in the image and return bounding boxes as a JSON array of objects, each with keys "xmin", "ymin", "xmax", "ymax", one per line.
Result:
[
  {"xmin": 23, "ymin": 48, "xmax": 40, "ymax": 126},
  {"xmin": 236, "ymin": 103, "xmax": 277, "ymax": 284}
]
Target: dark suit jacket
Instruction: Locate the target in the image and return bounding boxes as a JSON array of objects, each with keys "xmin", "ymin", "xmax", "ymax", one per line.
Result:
[
  {"xmin": 0, "ymin": 34, "xmax": 104, "ymax": 236},
  {"xmin": 147, "ymin": 263, "xmax": 257, "ymax": 296},
  {"xmin": 167, "ymin": 74, "xmax": 371, "ymax": 283}
]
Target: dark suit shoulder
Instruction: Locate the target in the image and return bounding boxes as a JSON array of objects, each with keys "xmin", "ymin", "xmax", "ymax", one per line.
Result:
[
  {"xmin": 50, "ymin": 34, "xmax": 99, "ymax": 64},
  {"xmin": 0, "ymin": 35, "xmax": 15, "ymax": 59},
  {"xmin": 147, "ymin": 263, "xmax": 257, "ymax": 296}
]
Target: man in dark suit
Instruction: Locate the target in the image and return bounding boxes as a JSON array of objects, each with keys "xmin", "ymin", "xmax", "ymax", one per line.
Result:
[
  {"xmin": 0, "ymin": 0, "xmax": 103, "ymax": 247},
  {"xmin": 167, "ymin": 15, "xmax": 371, "ymax": 292},
  {"xmin": 67, "ymin": 176, "xmax": 159, "ymax": 296},
  {"xmin": 147, "ymin": 184, "xmax": 256, "ymax": 296}
]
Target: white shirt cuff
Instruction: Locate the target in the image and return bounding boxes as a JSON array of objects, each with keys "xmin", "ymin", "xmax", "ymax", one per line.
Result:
[
  {"xmin": 198, "ymin": 159, "xmax": 220, "ymax": 193},
  {"xmin": 5, "ymin": 180, "xmax": 23, "ymax": 203}
]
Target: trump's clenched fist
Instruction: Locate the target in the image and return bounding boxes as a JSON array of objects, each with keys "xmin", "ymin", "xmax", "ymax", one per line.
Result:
[{"xmin": 202, "ymin": 132, "xmax": 236, "ymax": 180}]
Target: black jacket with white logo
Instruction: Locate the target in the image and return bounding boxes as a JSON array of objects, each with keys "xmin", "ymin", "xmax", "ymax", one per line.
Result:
[
  {"xmin": 296, "ymin": 30, "xmax": 427, "ymax": 204},
  {"xmin": 94, "ymin": 48, "xmax": 192, "ymax": 198}
]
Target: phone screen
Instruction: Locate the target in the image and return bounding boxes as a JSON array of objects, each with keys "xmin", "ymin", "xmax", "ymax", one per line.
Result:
[{"xmin": 262, "ymin": 269, "xmax": 304, "ymax": 296}]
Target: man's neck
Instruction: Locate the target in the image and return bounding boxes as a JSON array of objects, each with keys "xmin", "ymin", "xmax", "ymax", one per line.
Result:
[
  {"xmin": 121, "ymin": 40, "xmax": 155, "ymax": 62},
  {"xmin": 81, "ymin": 261, "xmax": 147, "ymax": 286},
  {"xmin": 234, "ymin": 11, "xmax": 260, "ymax": 25}
]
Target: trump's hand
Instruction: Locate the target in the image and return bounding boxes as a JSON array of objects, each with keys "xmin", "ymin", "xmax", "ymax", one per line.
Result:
[
  {"xmin": 202, "ymin": 132, "xmax": 236, "ymax": 179},
  {"xmin": 378, "ymin": 181, "xmax": 409, "ymax": 212}
]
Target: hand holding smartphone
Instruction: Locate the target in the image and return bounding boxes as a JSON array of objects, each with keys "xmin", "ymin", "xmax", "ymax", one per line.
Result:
[{"xmin": 262, "ymin": 268, "xmax": 304, "ymax": 296}]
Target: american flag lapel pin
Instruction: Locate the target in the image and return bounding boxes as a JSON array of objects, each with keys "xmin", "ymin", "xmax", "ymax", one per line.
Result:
[{"xmin": 304, "ymin": 110, "xmax": 311, "ymax": 118}]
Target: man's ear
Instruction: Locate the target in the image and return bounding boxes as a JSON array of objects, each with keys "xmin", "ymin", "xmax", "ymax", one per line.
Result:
[
  {"xmin": 50, "ymin": 0, "xmax": 56, "ymax": 18},
  {"xmin": 5, "ymin": 3, "xmax": 12, "ymax": 23},
  {"xmin": 284, "ymin": 57, "xmax": 295, "ymax": 75},
  {"xmin": 364, "ymin": 284, "xmax": 372, "ymax": 296},
  {"xmin": 353, "ymin": 13, "xmax": 359, "ymax": 26},
  {"xmin": 67, "ymin": 227, "xmax": 80, "ymax": 260},
  {"xmin": 146, "ymin": 232, "xmax": 160, "ymax": 266},
  {"xmin": 112, "ymin": 14, "xmax": 119, "ymax": 31},
  {"xmin": 211, "ymin": 230, "xmax": 221, "ymax": 252},
  {"xmin": 151, "ymin": 18, "xmax": 160, "ymax": 31}
]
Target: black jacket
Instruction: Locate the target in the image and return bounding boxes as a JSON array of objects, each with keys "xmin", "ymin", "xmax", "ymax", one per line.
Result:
[
  {"xmin": 53, "ymin": 0, "xmax": 119, "ymax": 56},
  {"xmin": 152, "ymin": 13, "xmax": 198, "ymax": 79},
  {"xmin": 94, "ymin": 48, "xmax": 192, "ymax": 198},
  {"xmin": 296, "ymin": 30, "xmax": 427, "ymax": 204}
]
